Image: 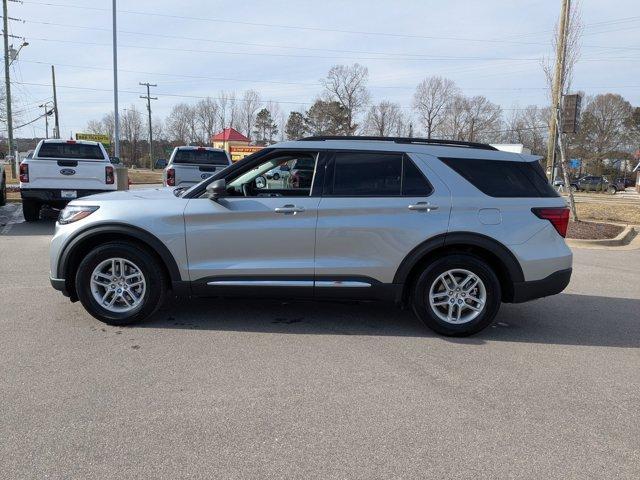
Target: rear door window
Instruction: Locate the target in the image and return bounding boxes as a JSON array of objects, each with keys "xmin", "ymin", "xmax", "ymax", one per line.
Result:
[
  {"xmin": 37, "ymin": 143, "xmax": 104, "ymax": 160},
  {"xmin": 173, "ymin": 149, "xmax": 229, "ymax": 166},
  {"xmin": 439, "ymin": 157, "xmax": 559, "ymax": 198},
  {"xmin": 326, "ymin": 152, "xmax": 432, "ymax": 197}
]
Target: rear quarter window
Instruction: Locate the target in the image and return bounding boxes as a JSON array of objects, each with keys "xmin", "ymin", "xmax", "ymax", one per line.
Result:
[
  {"xmin": 439, "ymin": 157, "xmax": 558, "ymax": 198},
  {"xmin": 172, "ymin": 149, "xmax": 229, "ymax": 166},
  {"xmin": 37, "ymin": 143, "xmax": 104, "ymax": 160}
]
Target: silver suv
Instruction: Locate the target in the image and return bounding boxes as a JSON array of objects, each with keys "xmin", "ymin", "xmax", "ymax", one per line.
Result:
[
  {"xmin": 49, "ymin": 137, "xmax": 572, "ymax": 336},
  {"xmin": 163, "ymin": 146, "xmax": 231, "ymax": 188}
]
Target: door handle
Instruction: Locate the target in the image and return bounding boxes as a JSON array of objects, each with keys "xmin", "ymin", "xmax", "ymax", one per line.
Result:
[
  {"xmin": 408, "ymin": 202, "xmax": 438, "ymax": 212},
  {"xmin": 274, "ymin": 204, "xmax": 305, "ymax": 214}
]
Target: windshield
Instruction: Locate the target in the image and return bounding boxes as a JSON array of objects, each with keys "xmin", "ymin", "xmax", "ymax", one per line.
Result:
[
  {"xmin": 172, "ymin": 149, "xmax": 229, "ymax": 166},
  {"xmin": 37, "ymin": 143, "xmax": 104, "ymax": 160}
]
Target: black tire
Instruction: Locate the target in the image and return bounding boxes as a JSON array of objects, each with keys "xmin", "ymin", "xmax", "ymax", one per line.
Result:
[
  {"xmin": 607, "ymin": 186, "xmax": 616, "ymax": 195},
  {"xmin": 22, "ymin": 199, "xmax": 40, "ymax": 221},
  {"xmin": 411, "ymin": 254, "xmax": 501, "ymax": 337},
  {"xmin": 75, "ymin": 241, "xmax": 167, "ymax": 326},
  {"xmin": 272, "ymin": 172, "xmax": 280, "ymax": 180}
]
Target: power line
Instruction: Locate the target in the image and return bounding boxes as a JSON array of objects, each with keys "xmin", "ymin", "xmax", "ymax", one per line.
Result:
[
  {"xmin": 21, "ymin": 0, "xmax": 640, "ymax": 51},
  {"xmin": 24, "ymin": 36, "xmax": 550, "ymax": 62},
  {"xmin": 19, "ymin": 16, "xmax": 640, "ymax": 54}
]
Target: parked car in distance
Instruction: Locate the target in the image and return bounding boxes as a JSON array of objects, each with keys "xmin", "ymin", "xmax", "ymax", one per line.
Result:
[
  {"xmin": 575, "ymin": 175, "xmax": 624, "ymax": 194},
  {"xmin": 615, "ymin": 177, "xmax": 634, "ymax": 188},
  {"xmin": 265, "ymin": 163, "xmax": 290, "ymax": 181},
  {"xmin": 50, "ymin": 136, "xmax": 573, "ymax": 337},
  {"xmin": 163, "ymin": 146, "xmax": 231, "ymax": 188},
  {"xmin": 154, "ymin": 158, "xmax": 167, "ymax": 169},
  {"xmin": 19, "ymin": 139, "xmax": 116, "ymax": 221}
]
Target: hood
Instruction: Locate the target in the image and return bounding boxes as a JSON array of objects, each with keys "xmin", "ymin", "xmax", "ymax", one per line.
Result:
[{"xmin": 71, "ymin": 187, "xmax": 179, "ymax": 204}]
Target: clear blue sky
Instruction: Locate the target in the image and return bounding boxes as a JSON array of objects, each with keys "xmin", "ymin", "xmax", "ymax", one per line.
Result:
[{"xmin": 8, "ymin": 0, "xmax": 640, "ymax": 137}]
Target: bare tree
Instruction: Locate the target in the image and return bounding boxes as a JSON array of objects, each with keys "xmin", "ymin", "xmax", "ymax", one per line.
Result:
[
  {"xmin": 86, "ymin": 120, "xmax": 104, "ymax": 135},
  {"xmin": 413, "ymin": 76, "xmax": 459, "ymax": 139},
  {"xmin": 364, "ymin": 101, "xmax": 405, "ymax": 136},
  {"xmin": 438, "ymin": 94, "xmax": 469, "ymax": 140},
  {"xmin": 166, "ymin": 103, "xmax": 193, "ymax": 144},
  {"xmin": 321, "ymin": 63, "xmax": 370, "ymax": 134},
  {"xmin": 502, "ymin": 105, "xmax": 548, "ymax": 156},
  {"xmin": 463, "ymin": 95, "xmax": 503, "ymax": 142},
  {"xmin": 238, "ymin": 90, "xmax": 261, "ymax": 140},
  {"xmin": 194, "ymin": 97, "xmax": 219, "ymax": 144},
  {"xmin": 121, "ymin": 105, "xmax": 144, "ymax": 165}
]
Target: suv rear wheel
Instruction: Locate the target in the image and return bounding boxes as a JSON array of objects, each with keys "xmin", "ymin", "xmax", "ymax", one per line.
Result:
[
  {"xmin": 411, "ymin": 254, "xmax": 501, "ymax": 336},
  {"xmin": 22, "ymin": 199, "xmax": 40, "ymax": 222},
  {"xmin": 75, "ymin": 242, "xmax": 167, "ymax": 326}
]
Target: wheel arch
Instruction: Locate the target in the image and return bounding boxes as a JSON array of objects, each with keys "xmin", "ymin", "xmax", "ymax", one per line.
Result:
[
  {"xmin": 58, "ymin": 223, "xmax": 184, "ymax": 300},
  {"xmin": 395, "ymin": 232, "xmax": 524, "ymax": 303}
]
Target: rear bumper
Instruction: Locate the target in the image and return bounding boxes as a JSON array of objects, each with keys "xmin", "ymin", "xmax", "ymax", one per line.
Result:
[
  {"xmin": 511, "ymin": 268, "xmax": 572, "ymax": 303},
  {"xmin": 21, "ymin": 188, "xmax": 113, "ymax": 204}
]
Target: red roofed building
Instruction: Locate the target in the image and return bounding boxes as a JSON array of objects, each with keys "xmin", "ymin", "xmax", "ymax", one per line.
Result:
[{"xmin": 212, "ymin": 128, "xmax": 250, "ymax": 151}]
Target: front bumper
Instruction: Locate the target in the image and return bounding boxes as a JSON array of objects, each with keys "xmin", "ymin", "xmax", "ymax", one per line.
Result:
[
  {"xmin": 50, "ymin": 275, "xmax": 71, "ymax": 298},
  {"xmin": 511, "ymin": 268, "xmax": 572, "ymax": 303}
]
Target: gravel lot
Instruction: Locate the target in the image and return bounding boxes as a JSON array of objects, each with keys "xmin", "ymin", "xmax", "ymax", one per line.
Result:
[{"xmin": 1, "ymin": 210, "xmax": 639, "ymax": 479}]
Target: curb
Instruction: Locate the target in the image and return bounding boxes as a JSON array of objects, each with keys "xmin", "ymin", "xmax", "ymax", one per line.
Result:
[{"xmin": 566, "ymin": 225, "xmax": 638, "ymax": 249}]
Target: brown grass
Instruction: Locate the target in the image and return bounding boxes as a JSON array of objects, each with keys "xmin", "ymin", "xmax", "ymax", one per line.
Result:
[
  {"xmin": 575, "ymin": 203, "xmax": 640, "ymax": 225},
  {"xmin": 127, "ymin": 168, "xmax": 163, "ymax": 184}
]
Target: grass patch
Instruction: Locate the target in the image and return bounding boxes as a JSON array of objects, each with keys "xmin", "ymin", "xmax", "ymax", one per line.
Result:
[
  {"xmin": 576, "ymin": 203, "xmax": 640, "ymax": 224},
  {"xmin": 127, "ymin": 168, "xmax": 163, "ymax": 184}
]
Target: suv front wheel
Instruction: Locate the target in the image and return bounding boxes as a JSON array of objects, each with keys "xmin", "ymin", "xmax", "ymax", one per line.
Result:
[
  {"xmin": 411, "ymin": 254, "xmax": 501, "ymax": 336},
  {"xmin": 75, "ymin": 242, "xmax": 167, "ymax": 326}
]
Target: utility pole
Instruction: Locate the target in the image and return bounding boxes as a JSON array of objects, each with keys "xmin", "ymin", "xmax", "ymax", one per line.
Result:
[
  {"xmin": 51, "ymin": 65, "xmax": 60, "ymax": 138},
  {"xmin": 3, "ymin": 0, "xmax": 15, "ymax": 177},
  {"xmin": 38, "ymin": 101, "xmax": 52, "ymax": 138},
  {"xmin": 546, "ymin": 0, "xmax": 571, "ymax": 179},
  {"xmin": 112, "ymin": 0, "xmax": 120, "ymax": 159},
  {"xmin": 139, "ymin": 82, "xmax": 157, "ymax": 170}
]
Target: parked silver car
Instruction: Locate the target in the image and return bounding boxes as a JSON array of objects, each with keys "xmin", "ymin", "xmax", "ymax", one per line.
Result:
[{"xmin": 50, "ymin": 136, "xmax": 572, "ymax": 336}]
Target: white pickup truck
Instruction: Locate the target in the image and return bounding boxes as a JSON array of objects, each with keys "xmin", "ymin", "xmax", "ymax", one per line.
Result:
[
  {"xmin": 163, "ymin": 146, "xmax": 231, "ymax": 188},
  {"xmin": 19, "ymin": 139, "xmax": 117, "ymax": 221}
]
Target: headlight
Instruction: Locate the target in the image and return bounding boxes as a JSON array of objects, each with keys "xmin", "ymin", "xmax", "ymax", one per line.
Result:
[{"xmin": 58, "ymin": 205, "xmax": 99, "ymax": 225}]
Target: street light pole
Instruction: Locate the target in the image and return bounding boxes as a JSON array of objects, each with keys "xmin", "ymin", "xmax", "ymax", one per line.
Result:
[{"xmin": 112, "ymin": 0, "xmax": 120, "ymax": 159}]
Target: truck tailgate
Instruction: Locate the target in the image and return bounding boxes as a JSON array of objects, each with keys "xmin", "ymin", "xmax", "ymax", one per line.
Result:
[
  {"xmin": 174, "ymin": 164, "xmax": 225, "ymax": 186},
  {"xmin": 25, "ymin": 159, "xmax": 113, "ymax": 190}
]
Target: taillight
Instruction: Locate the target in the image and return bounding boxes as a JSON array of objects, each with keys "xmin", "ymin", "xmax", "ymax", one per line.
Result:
[
  {"xmin": 166, "ymin": 168, "xmax": 175, "ymax": 186},
  {"xmin": 19, "ymin": 163, "xmax": 29, "ymax": 183},
  {"xmin": 105, "ymin": 165, "xmax": 115, "ymax": 184},
  {"xmin": 532, "ymin": 207, "xmax": 570, "ymax": 238}
]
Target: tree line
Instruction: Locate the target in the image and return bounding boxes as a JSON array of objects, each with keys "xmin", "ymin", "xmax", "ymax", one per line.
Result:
[{"xmin": 84, "ymin": 63, "xmax": 639, "ymax": 175}]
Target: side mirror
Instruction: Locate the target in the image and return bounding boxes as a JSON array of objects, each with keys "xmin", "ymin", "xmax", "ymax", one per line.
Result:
[
  {"xmin": 110, "ymin": 157, "xmax": 121, "ymax": 165},
  {"xmin": 206, "ymin": 179, "xmax": 226, "ymax": 201},
  {"xmin": 255, "ymin": 176, "xmax": 267, "ymax": 189}
]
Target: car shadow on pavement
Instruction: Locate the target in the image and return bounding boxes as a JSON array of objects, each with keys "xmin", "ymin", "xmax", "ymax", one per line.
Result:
[
  {"xmin": 141, "ymin": 293, "xmax": 640, "ymax": 348},
  {"xmin": 1, "ymin": 219, "xmax": 55, "ymax": 236}
]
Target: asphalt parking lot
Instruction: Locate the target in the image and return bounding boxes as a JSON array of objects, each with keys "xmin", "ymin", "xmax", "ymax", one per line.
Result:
[{"xmin": 1, "ymin": 205, "xmax": 639, "ymax": 479}]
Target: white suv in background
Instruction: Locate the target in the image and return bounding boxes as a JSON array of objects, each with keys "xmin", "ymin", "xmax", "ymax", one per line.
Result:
[
  {"xmin": 49, "ymin": 136, "xmax": 572, "ymax": 336},
  {"xmin": 163, "ymin": 146, "xmax": 231, "ymax": 188},
  {"xmin": 19, "ymin": 139, "xmax": 117, "ymax": 221}
]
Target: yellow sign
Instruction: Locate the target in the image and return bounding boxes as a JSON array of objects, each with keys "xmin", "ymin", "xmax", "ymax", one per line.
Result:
[
  {"xmin": 229, "ymin": 145, "xmax": 263, "ymax": 162},
  {"xmin": 76, "ymin": 133, "xmax": 111, "ymax": 145}
]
